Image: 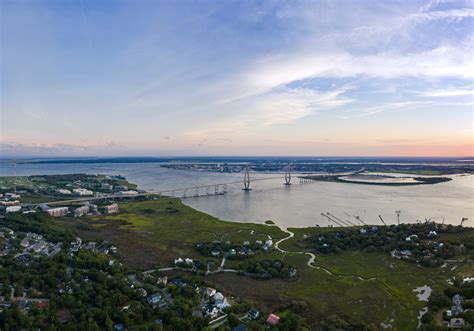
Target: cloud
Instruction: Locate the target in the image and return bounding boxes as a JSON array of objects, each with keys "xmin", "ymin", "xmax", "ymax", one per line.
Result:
[
  {"xmin": 419, "ymin": 87, "xmax": 474, "ymax": 97},
  {"xmin": 0, "ymin": 141, "xmax": 124, "ymax": 156}
]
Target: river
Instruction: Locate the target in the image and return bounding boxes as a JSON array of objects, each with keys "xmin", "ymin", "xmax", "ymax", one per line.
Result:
[{"xmin": 0, "ymin": 162, "xmax": 472, "ymax": 228}]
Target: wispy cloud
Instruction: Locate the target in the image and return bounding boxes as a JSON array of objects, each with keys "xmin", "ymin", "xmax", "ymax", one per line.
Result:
[{"xmin": 419, "ymin": 87, "xmax": 473, "ymax": 97}]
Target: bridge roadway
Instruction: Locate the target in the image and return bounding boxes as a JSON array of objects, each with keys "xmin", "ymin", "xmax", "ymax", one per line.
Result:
[{"xmin": 22, "ymin": 175, "xmax": 295, "ymax": 207}]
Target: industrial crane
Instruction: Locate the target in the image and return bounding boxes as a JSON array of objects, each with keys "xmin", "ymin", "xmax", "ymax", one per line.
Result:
[
  {"xmin": 321, "ymin": 213, "xmax": 345, "ymax": 227},
  {"xmin": 354, "ymin": 215, "xmax": 368, "ymax": 226},
  {"xmin": 327, "ymin": 212, "xmax": 357, "ymax": 227},
  {"xmin": 460, "ymin": 218, "xmax": 469, "ymax": 226},
  {"xmin": 378, "ymin": 215, "xmax": 387, "ymax": 226}
]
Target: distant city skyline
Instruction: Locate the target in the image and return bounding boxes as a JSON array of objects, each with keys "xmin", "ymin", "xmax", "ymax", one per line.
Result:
[{"xmin": 1, "ymin": 0, "xmax": 473, "ymax": 157}]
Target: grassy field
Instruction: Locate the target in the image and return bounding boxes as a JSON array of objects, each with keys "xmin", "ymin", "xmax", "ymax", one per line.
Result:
[{"xmin": 74, "ymin": 198, "xmax": 286, "ymax": 268}]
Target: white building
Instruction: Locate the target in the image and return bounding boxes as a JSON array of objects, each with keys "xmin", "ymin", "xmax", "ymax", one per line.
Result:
[
  {"xmin": 73, "ymin": 188, "xmax": 94, "ymax": 196},
  {"xmin": 6, "ymin": 206, "xmax": 21, "ymax": 213},
  {"xmin": 58, "ymin": 189, "xmax": 72, "ymax": 195},
  {"xmin": 74, "ymin": 205, "xmax": 90, "ymax": 217}
]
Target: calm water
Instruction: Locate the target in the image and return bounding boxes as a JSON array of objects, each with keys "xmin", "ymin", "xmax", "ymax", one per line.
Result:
[{"xmin": 1, "ymin": 162, "xmax": 473, "ymax": 228}]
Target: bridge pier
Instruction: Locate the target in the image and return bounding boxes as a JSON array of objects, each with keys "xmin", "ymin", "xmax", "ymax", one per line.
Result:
[
  {"xmin": 242, "ymin": 167, "xmax": 251, "ymax": 191},
  {"xmin": 284, "ymin": 165, "xmax": 292, "ymax": 186}
]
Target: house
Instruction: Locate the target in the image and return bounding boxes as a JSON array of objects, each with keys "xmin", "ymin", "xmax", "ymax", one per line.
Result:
[
  {"xmin": 451, "ymin": 294, "xmax": 463, "ymax": 316},
  {"xmin": 265, "ymin": 239, "xmax": 273, "ymax": 247},
  {"xmin": 428, "ymin": 230, "xmax": 437, "ymax": 238},
  {"xmin": 405, "ymin": 234, "xmax": 419, "ymax": 242},
  {"xmin": 169, "ymin": 278, "xmax": 186, "ymax": 287},
  {"xmin": 157, "ymin": 276, "xmax": 168, "ymax": 286},
  {"xmin": 147, "ymin": 293, "xmax": 162, "ymax": 305},
  {"xmin": 266, "ymin": 313, "xmax": 280, "ymax": 326},
  {"xmin": 211, "ymin": 250, "xmax": 220, "ymax": 257},
  {"xmin": 114, "ymin": 324, "xmax": 125, "ymax": 331},
  {"xmin": 449, "ymin": 318, "xmax": 465, "ymax": 329},
  {"xmin": 204, "ymin": 303, "xmax": 219, "ymax": 318},
  {"xmin": 243, "ymin": 241, "xmax": 250, "ymax": 246},
  {"xmin": 137, "ymin": 288, "xmax": 147, "ymax": 297},
  {"xmin": 206, "ymin": 287, "xmax": 216, "ymax": 297},
  {"xmin": 288, "ymin": 266, "xmax": 297, "ymax": 277},
  {"xmin": 248, "ymin": 308, "xmax": 260, "ymax": 320},
  {"xmin": 214, "ymin": 292, "xmax": 229, "ymax": 309}
]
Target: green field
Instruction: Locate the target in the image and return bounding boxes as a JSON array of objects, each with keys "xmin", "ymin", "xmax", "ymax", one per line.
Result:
[{"xmin": 81, "ymin": 198, "xmax": 285, "ymax": 267}]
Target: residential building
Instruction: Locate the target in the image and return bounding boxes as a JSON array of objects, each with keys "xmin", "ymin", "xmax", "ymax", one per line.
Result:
[
  {"xmin": 57, "ymin": 189, "xmax": 72, "ymax": 195},
  {"xmin": 104, "ymin": 203, "xmax": 119, "ymax": 214},
  {"xmin": 248, "ymin": 308, "xmax": 260, "ymax": 320},
  {"xmin": 266, "ymin": 313, "xmax": 280, "ymax": 326},
  {"xmin": 74, "ymin": 205, "xmax": 90, "ymax": 217},
  {"xmin": 0, "ymin": 200, "xmax": 20, "ymax": 207},
  {"xmin": 6, "ymin": 206, "xmax": 21, "ymax": 213},
  {"xmin": 46, "ymin": 207, "xmax": 69, "ymax": 217},
  {"xmin": 72, "ymin": 188, "xmax": 93, "ymax": 196}
]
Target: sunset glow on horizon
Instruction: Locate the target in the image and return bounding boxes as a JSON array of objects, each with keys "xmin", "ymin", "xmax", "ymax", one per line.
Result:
[{"xmin": 1, "ymin": 0, "xmax": 473, "ymax": 157}]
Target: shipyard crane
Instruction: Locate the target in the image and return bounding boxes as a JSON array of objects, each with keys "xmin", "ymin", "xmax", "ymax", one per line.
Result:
[
  {"xmin": 327, "ymin": 212, "xmax": 356, "ymax": 227},
  {"xmin": 354, "ymin": 215, "xmax": 368, "ymax": 226},
  {"xmin": 395, "ymin": 210, "xmax": 401, "ymax": 225},
  {"xmin": 321, "ymin": 213, "xmax": 345, "ymax": 227},
  {"xmin": 378, "ymin": 215, "xmax": 387, "ymax": 226}
]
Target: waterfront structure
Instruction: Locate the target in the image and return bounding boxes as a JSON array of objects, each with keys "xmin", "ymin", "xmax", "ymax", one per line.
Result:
[{"xmin": 46, "ymin": 207, "xmax": 69, "ymax": 217}]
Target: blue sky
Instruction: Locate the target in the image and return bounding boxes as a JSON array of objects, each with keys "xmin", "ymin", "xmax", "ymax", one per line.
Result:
[{"xmin": 1, "ymin": 0, "xmax": 473, "ymax": 156}]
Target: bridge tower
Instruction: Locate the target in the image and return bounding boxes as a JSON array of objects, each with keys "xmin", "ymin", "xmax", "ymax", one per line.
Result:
[
  {"xmin": 242, "ymin": 167, "xmax": 251, "ymax": 191},
  {"xmin": 284, "ymin": 164, "xmax": 292, "ymax": 186}
]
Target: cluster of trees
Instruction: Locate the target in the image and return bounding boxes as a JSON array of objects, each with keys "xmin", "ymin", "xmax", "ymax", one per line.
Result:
[
  {"xmin": 196, "ymin": 241, "xmax": 262, "ymax": 260},
  {"xmin": 237, "ymin": 259, "xmax": 294, "ymax": 279},
  {"xmin": 309, "ymin": 223, "xmax": 473, "ymax": 265}
]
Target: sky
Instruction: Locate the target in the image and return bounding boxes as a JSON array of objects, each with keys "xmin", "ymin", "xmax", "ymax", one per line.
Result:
[{"xmin": 1, "ymin": 0, "xmax": 473, "ymax": 157}]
